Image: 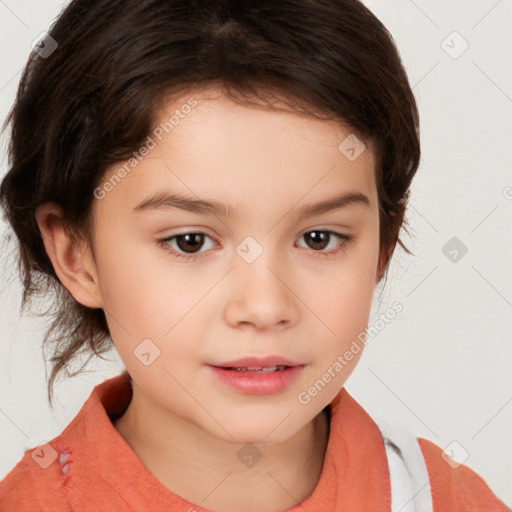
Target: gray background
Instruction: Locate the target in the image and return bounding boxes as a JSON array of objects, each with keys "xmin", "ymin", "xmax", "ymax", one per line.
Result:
[{"xmin": 1, "ymin": 0, "xmax": 511, "ymax": 506}]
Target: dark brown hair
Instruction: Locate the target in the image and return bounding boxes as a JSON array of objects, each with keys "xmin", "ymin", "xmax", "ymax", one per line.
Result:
[{"xmin": 0, "ymin": 0, "xmax": 420, "ymax": 407}]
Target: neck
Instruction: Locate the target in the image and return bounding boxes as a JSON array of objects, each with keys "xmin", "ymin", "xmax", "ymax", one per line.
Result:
[{"xmin": 114, "ymin": 387, "xmax": 330, "ymax": 512}]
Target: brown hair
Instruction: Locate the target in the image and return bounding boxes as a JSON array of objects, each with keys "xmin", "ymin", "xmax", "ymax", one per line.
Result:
[{"xmin": 0, "ymin": 0, "xmax": 420, "ymax": 407}]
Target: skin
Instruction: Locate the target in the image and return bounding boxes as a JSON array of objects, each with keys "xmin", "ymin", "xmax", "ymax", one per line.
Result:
[{"xmin": 35, "ymin": 85, "xmax": 382, "ymax": 512}]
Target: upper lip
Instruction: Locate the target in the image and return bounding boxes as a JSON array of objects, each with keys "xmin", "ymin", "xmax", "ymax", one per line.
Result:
[{"xmin": 209, "ymin": 355, "xmax": 304, "ymax": 369}]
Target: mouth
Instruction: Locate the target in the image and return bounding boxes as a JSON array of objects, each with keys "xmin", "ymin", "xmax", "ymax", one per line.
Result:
[
  {"xmin": 219, "ymin": 365, "xmax": 291, "ymax": 373},
  {"xmin": 206, "ymin": 356, "xmax": 305, "ymax": 394},
  {"xmin": 209, "ymin": 355, "xmax": 304, "ymax": 370}
]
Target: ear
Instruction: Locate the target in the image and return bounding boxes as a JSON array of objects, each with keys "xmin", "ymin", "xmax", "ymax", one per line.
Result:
[{"xmin": 35, "ymin": 202, "xmax": 103, "ymax": 309}]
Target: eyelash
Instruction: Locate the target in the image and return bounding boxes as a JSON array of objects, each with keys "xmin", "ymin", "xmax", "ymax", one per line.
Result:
[{"xmin": 156, "ymin": 230, "xmax": 354, "ymax": 262}]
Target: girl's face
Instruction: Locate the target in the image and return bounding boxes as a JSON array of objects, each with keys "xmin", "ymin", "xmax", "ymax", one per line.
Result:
[{"xmin": 90, "ymin": 87, "xmax": 380, "ymax": 444}]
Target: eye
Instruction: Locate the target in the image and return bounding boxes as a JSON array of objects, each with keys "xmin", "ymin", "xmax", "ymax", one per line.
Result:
[
  {"xmin": 157, "ymin": 232, "xmax": 217, "ymax": 261},
  {"xmin": 297, "ymin": 230, "xmax": 354, "ymax": 257},
  {"xmin": 156, "ymin": 229, "xmax": 354, "ymax": 262}
]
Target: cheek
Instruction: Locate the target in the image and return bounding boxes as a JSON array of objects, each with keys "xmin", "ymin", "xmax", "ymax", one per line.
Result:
[
  {"xmin": 94, "ymin": 240, "xmax": 221, "ymax": 379},
  {"xmin": 311, "ymin": 279, "xmax": 373, "ymax": 369},
  {"xmin": 93, "ymin": 233, "xmax": 203, "ymax": 340},
  {"xmin": 310, "ymin": 249, "xmax": 378, "ymax": 330},
  {"xmin": 299, "ymin": 269, "xmax": 374, "ymax": 405},
  {"xmin": 305, "ymin": 237, "xmax": 378, "ymax": 363}
]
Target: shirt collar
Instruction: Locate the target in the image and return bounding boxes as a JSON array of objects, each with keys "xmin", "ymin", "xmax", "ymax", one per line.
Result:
[{"xmin": 56, "ymin": 371, "xmax": 390, "ymax": 511}]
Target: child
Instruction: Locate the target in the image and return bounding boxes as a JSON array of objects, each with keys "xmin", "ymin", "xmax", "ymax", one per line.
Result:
[{"xmin": 0, "ymin": 0, "xmax": 509, "ymax": 511}]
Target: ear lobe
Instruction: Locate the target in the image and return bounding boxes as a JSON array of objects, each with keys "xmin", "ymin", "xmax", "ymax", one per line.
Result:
[{"xmin": 35, "ymin": 202, "xmax": 103, "ymax": 309}]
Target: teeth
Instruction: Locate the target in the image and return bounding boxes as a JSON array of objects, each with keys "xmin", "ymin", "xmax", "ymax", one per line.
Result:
[{"xmin": 233, "ymin": 365, "xmax": 287, "ymax": 373}]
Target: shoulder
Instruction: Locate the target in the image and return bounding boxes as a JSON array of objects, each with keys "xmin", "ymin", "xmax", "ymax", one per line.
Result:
[
  {"xmin": 0, "ymin": 375, "xmax": 131, "ymax": 512},
  {"xmin": 0, "ymin": 440, "xmax": 70, "ymax": 511},
  {"xmin": 417, "ymin": 437, "xmax": 510, "ymax": 511}
]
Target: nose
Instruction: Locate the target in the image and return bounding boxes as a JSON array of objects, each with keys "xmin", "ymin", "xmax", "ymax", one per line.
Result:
[{"xmin": 223, "ymin": 246, "xmax": 300, "ymax": 331}]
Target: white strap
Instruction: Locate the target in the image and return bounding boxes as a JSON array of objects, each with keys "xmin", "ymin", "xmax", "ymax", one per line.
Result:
[
  {"xmin": 376, "ymin": 420, "xmax": 434, "ymax": 512},
  {"xmin": 385, "ymin": 440, "xmax": 415, "ymax": 512}
]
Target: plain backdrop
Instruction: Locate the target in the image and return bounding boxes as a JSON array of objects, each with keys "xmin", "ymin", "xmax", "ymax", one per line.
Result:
[{"xmin": 1, "ymin": 0, "xmax": 511, "ymax": 506}]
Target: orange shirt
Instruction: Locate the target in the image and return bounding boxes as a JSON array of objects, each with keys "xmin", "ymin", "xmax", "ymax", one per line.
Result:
[{"xmin": 0, "ymin": 372, "xmax": 508, "ymax": 511}]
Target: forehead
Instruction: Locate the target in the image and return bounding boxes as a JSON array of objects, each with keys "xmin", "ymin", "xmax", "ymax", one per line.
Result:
[
  {"xmin": 95, "ymin": 87, "xmax": 377, "ymax": 217},
  {"xmin": 154, "ymin": 87, "xmax": 373, "ymax": 163}
]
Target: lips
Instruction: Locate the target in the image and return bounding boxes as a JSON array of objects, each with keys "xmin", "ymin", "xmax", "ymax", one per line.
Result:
[{"xmin": 207, "ymin": 356, "xmax": 306, "ymax": 394}]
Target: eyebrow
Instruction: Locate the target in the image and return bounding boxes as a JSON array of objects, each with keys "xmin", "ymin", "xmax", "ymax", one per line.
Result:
[{"xmin": 132, "ymin": 190, "xmax": 371, "ymax": 219}]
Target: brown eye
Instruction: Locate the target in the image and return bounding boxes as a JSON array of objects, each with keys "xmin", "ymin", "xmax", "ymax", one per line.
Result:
[
  {"xmin": 158, "ymin": 232, "xmax": 217, "ymax": 260},
  {"xmin": 174, "ymin": 233, "xmax": 205, "ymax": 253},
  {"xmin": 298, "ymin": 230, "xmax": 354, "ymax": 257},
  {"xmin": 303, "ymin": 230, "xmax": 330, "ymax": 250}
]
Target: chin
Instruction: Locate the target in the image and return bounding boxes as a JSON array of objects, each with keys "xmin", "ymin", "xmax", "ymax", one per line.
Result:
[{"xmin": 209, "ymin": 417, "xmax": 303, "ymax": 447}]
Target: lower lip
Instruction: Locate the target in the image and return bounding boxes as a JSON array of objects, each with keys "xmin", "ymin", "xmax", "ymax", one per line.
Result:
[{"xmin": 207, "ymin": 365, "xmax": 305, "ymax": 395}]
